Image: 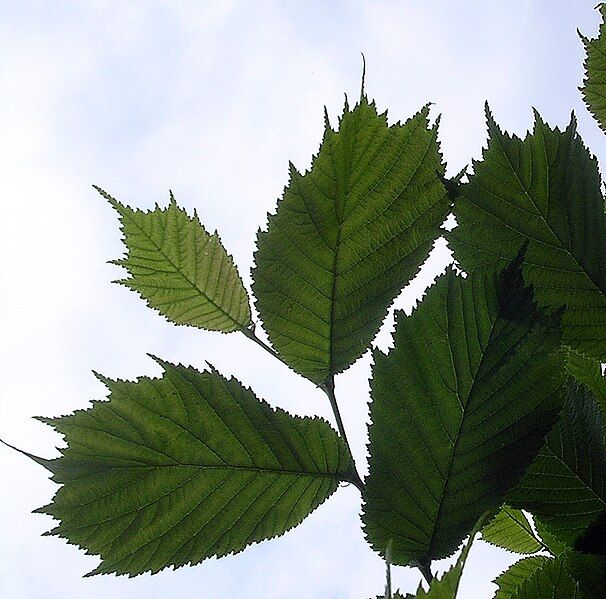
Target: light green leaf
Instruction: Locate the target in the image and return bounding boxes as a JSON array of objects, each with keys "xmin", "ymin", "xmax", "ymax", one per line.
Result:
[
  {"xmin": 493, "ymin": 556, "xmax": 550, "ymax": 599},
  {"xmin": 508, "ymin": 382, "xmax": 606, "ymax": 551},
  {"xmin": 252, "ymin": 97, "xmax": 449, "ymax": 384},
  {"xmin": 449, "ymin": 109, "xmax": 606, "ymax": 361},
  {"xmin": 580, "ymin": 4, "xmax": 606, "ymax": 132},
  {"xmin": 481, "ymin": 507, "xmax": 542, "ymax": 555},
  {"xmin": 35, "ymin": 360, "xmax": 351, "ymax": 576},
  {"xmin": 362, "ymin": 261, "xmax": 564, "ymax": 566},
  {"xmin": 98, "ymin": 187, "xmax": 251, "ymax": 332}
]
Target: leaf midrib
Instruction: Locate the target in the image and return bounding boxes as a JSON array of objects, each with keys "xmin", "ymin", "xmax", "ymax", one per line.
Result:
[{"xmin": 120, "ymin": 205, "xmax": 244, "ymax": 328}]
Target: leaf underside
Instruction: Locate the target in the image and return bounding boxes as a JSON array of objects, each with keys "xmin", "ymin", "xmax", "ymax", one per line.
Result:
[
  {"xmin": 98, "ymin": 187, "xmax": 251, "ymax": 332},
  {"xmin": 362, "ymin": 262, "xmax": 564, "ymax": 566},
  {"xmin": 252, "ymin": 97, "xmax": 449, "ymax": 384},
  {"xmin": 508, "ymin": 382, "xmax": 606, "ymax": 552},
  {"xmin": 481, "ymin": 506, "xmax": 541, "ymax": 555},
  {"xmin": 449, "ymin": 108, "xmax": 606, "ymax": 361},
  {"xmin": 36, "ymin": 361, "xmax": 350, "ymax": 576},
  {"xmin": 581, "ymin": 4, "xmax": 606, "ymax": 132},
  {"xmin": 494, "ymin": 555, "xmax": 580, "ymax": 599}
]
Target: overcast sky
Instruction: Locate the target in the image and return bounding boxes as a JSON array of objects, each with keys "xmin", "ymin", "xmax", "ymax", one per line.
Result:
[{"xmin": 1, "ymin": 1, "xmax": 605, "ymax": 598}]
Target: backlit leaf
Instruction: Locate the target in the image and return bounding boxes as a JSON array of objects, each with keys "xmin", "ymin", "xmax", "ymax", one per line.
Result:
[
  {"xmin": 252, "ymin": 97, "xmax": 448, "ymax": 384},
  {"xmin": 362, "ymin": 261, "xmax": 564, "ymax": 566},
  {"xmin": 35, "ymin": 360, "xmax": 351, "ymax": 576},
  {"xmin": 99, "ymin": 187, "xmax": 251, "ymax": 332},
  {"xmin": 449, "ymin": 109, "xmax": 606, "ymax": 360}
]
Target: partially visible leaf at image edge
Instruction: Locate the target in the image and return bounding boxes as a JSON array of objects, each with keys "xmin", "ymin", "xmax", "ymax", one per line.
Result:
[
  {"xmin": 580, "ymin": 3, "xmax": 606, "ymax": 132},
  {"xmin": 449, "ymin": 108, "xmax": 606, "ymax": 361}
]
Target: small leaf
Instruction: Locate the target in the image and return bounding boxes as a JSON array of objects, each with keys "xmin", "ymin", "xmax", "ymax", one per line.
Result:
[
  {"xmin": 565, "ymin": 348, "xmax": 606, "ymax": 418},
  {"xmin": 252, "ymin": 97, "xmax": 449, "ymax": 384},
  {"xmin": 481, "ymin": 507, "xmax": 542, "ymax": 555},
  {"xmin": 362, "ymin": 261, "xmax": 564, "ymax": 566},
  {"xmin": 99, "ymin": 187, "xmax": 251, "ymax": 332},
  {"xmin": 449, "ymin": 109, "xmax": 606, "ymax": 361},
  {"xmin": 580, "ymin": 4, "xmax": 606, "ymax": 132},
  {"xmin": 35, "ymin": 360, "xmax": 351, "ymax": 576},
  {"xmin": 508, "ymin": 382, "xmax": 606, "ymax": 551}
]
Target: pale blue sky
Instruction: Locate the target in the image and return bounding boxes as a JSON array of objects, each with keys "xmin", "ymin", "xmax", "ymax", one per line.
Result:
[{"xmin": 1, "ymin": 2, "xmax": 605, "ymax": 598}]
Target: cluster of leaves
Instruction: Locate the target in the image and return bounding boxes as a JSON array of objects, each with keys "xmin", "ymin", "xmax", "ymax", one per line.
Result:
[{"xmin": 8, "ymin": 5, "xmax": 606, "ymax": 598}]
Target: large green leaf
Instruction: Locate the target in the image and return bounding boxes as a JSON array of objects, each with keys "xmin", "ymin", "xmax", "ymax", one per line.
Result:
[
  {"xmin": 252, "ymin": 97, "xmax": 448, "ymax": 384},
  {"xmin": 449, "ymin": 109, "xmax": 606, "ymax": 361},
  {"xmin": 35, "ymin": 360, "xmax": 351, "ymax": 576},
  {"xmin": 494, "ymin": 556, "xmax": 581, "ymax": 599},
  {"xmin": 98, "ymin": 187, "xmax": 251, "ymax": 332},
  {"xmin": 481, "ymin": 506, "xmax": 542, "ymax": 555},
  {"xmin": 362, "ymin": 261, "xmax": 564, "ymax": 566},
  {"xmin": 508, "ymin": 382, "xmax": 606, "ymax": 551},
  {"xmin": 580, "ymin": 4, "xmax": 606, "ymax": 132}
]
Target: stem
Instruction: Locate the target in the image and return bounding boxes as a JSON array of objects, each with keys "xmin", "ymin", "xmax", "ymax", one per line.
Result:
[
  {"xmin": 241, "ymin": 324, "xmax": 364, "ymax": 493},
  {"xmin": 418, "ymin": 560, "xmax": 434, "ymax": 585},
  {"xmin": 321, "ymin": 377, "xmax": 365, "ymax": 493}
]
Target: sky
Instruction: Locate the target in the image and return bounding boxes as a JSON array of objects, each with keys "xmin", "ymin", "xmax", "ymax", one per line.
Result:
[{"xmin": 1, "ymin": 1, "xmax": 605, "ymax": 598}]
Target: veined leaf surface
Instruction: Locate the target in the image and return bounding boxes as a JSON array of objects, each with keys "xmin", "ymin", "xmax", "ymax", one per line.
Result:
[
  {"xmin": 99, "ymin": 187, "xmax": 251, "ymax": 332},
  {"xmin": 481, "ymin": 507, "xmax": 542, "ymax": 555},
  {"xmin": 493, "ymin": 556, "xmax": 550, "ymax": 599},
  {"xmin": 494, "ymin": 556, "xmax": 581, "ymax": 599},
  {"xmin": 252, "ymin": 97, "xmax": 448, "ymax": 384},
  {"xmin": 449, "ymin": 109, "xmax": 606, "ymax": 360},
  {"xmin": 581, "ymin": 4, "xmax": 606, "ymax": 132},
  {"xmin": 509, "ymin": 382, "xmax": 606, "ymax": 552},
  {"xmin": 362, "ymin": 263, "xmax": 564, "ymax": 565},
  {"xmin": 36, "ymin": 360, "xmax": 351, "ymax": 576}
]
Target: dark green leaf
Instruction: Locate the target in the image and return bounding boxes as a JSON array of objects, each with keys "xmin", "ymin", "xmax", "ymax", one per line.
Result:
[
  {"xmin": 362, "ymin": 262, "xmax": 564, "ymax": 565},
  {"xmin": 580, "ymin": 4, "xmax": 606, "ymax": 132},
  {"xmin": 99, "ymin": 187, "xmax": 251, "ymax": 332},
  {"xmin": 252, "ymin": 97, "xmax": 449, "ymax": 384},
  {"xmin": 481, "ymin": 506, "xmax": 542, "ymax": 554},
  {"xmin": 36, "ymin": 360, "xmax": 351, "ymax": 576},
  {"xmin": 509, "ymin": 382, "xmax": 606, "ymax": 551},
  {"xmin": 449, "ymin": 109, "xmax": 606, "ymax": 360}
]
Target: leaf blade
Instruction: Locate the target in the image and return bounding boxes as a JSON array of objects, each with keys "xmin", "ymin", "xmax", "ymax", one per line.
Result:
[
  {"xmin": 581, "ymin": 4, "xmax": 606, "ymax": 132},
  {"xmin": 449, "ymin": 110, "xmax": 606, "ymax": 360},
  {"xmin": 252, "ymin": 98, "xmax": 449, "ymax": 383},
  {"xmin": 99, "ymin": 187, "xmax": 251, "ymax": 332},
  {"xmin": 36, "ymin": 361, "xmax": 351, "ymax": 576},
  {"xmin": 362, "ymin": 262, "xmax": 564, "ymax": 565},
  {"xmin": 481, "ymin": 507, "xmax": 542, "ymax": 555}
]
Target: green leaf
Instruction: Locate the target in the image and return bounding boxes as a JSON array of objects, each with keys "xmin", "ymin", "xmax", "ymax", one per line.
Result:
[
  {"xmin": 35, "ymin": 360, "xmax": 351, "ymax": 576},
  {"xmin": 508, "ymin": 382, "xmax": 606, "ymax": 551},
  {"xmin": 563, "ymin": 551, "xmax": 606, "ymax": 597},
  {"xmin": 580, "ymin": 4, "xmax": 606, "ymax": 132},
  {"xmin": 481, "ymin": 506, "xmax": 542, "ymax": 555},
  {"xmin": 565, "ymin": 348, "xmax": 606, "ymax": 418},
  {"xmin": 362, "ymin": 261, "xmax": 564, "ymax": 566},
  {"xmin": 493, "ymin": 556, "xmax": 580, "ymax": 599},
  {"xmin": 493, "ymin": 556, "xmax": 550, "ymax": 599},
  {"xmin": 449, "ymin": 109, "xmax": 606, "ymax": 361},
  {"xmin": 252, "ymin": 97, "xmax": 449, "ymax": 384},
  {"xmin": 98, "ymin": 186, "xmax": 251, "ymax": 332}
]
